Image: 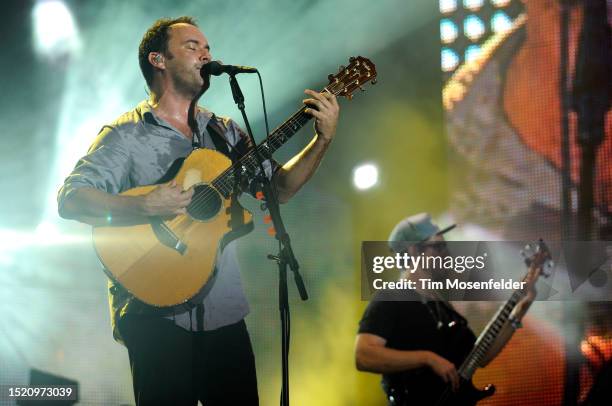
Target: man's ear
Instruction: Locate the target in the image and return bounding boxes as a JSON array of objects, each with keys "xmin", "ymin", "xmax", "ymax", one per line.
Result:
[{"xmin": 149, "ymin": 52, "xmax": 165, "ymax": 69}]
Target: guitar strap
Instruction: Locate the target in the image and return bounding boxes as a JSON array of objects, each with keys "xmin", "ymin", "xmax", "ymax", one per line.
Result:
[
  {"xmin": 205, "ymin": 116, "xmax": 245, "ymax": 221},
  {"xmin": 204, "ymin": 116, "xmax": 240, "ymax": 163}
]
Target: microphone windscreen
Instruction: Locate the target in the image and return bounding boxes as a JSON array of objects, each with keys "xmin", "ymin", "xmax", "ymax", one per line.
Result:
[{"xmin": 202, "ymin": 61, "xmax": 223, "ymax": 76}]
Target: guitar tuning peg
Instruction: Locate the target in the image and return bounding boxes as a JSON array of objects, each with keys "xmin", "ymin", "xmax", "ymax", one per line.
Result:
[
  {"xmin": 339, "ymin": 65, "xmax": 346, "ymax": 71},
  {"xmin": 359, "ymin": 86, "xmax": 365, "ymax": 92},
  {"xmin": 541, "ymin": 262, "xmax": 553, "ymax": 277},
  {"xmin": 328, "ymin": 74, "xmax": 334, "ymax": 82},
  {"xmin": 349, "ymin": 56, "xmax": 355, "ymax": 62},
  {"xmin": 371, "ymin": 79, "xmax": 377, "ymax": 85}
]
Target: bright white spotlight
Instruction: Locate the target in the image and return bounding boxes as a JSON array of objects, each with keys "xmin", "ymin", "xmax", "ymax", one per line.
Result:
[
  {"xmin": 35, "ymin": 220, "xmax": 60, "ymax": 240},
  {"xmin": 463, "ymin": 0, "xmax": 484, "ymax": 11},
  {"xmin": 465, "ymin": 44, "xmax": 482, "ymax": 62},
  {"xmin": 464, "ymin": 15, "xmax": 486, "ymax": 41},
  {"xmin": 439, "ymin": 0, "xmax": 457, "ymax": 14},
  {"xmin": 491, "ymin": 0, "xmax": 512, "ymax": 7},
  {"xmin": 491, "ymin": 11, "xmax": 513, "ymax": 33},
  {"xmin": 32, "ymin": 0, "xmax": 80, "ymax": 60},
  {"xmin": 440, "ymin": 19, "xmax": 459, "ymax": 44},
  {"xmin": 441, "ymin": 48, "xmax": 460, "ymax": 72},
  {"xmin": 353, "ymin": 163, "xmax": 379, "ymax": 190}
]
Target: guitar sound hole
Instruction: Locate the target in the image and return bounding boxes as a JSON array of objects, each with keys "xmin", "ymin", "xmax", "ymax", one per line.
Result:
[{"xmin": 186, "ymin": 184, "xmax": 222, "ymax": 221}]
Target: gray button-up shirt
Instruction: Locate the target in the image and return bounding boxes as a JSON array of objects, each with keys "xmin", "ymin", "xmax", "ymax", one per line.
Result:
[{"xmin": 57, "ymin": 100, "xmax": 278, "ymax": 342}]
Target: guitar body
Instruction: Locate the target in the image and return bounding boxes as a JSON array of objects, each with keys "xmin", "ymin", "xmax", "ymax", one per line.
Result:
[
  {"xmin": 387, "ymin": 366, "xmax": 495, "ymax": 406},
  {"xmin": 435, "ymin": 380, "xmax": 495, "ymax": 406},
  {"xmin": 387, "ymin": 321, "xmax": 495, "ymax": 406},
  {"xmin": 93, "ymin": 148, "xmax": 253, "ymax": 308}
]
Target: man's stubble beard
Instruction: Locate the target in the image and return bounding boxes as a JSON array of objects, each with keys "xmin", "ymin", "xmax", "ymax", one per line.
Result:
[{"xmin": 170, "ymin": 66, "xmax": 208, "ymax": 100}]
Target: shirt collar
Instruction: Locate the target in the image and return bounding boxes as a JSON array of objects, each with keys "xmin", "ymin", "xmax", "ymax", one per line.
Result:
[{"xmin": 137, "ymin": 99, "xmax": 215, "ymax": 129}]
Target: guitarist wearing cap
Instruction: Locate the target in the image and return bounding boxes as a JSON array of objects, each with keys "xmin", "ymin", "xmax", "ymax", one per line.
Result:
[
  {"xmin": 57, "ymin": 16, "xmax": 341, "ymax": 406},
  {"xmin": 355, "ymin": 213, "xmax": 538, "ymax": 406}
]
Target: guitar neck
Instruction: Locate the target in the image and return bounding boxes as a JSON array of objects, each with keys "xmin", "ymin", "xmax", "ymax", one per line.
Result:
[
  {"xmin": 458, "ymin": 288, "xmax": 525, "ymax": 379},
  {"xmin": 211, "ymin": 105, "xmax": 313, "ymax": 196},
  {"xmin": 208, "ymin": 55, "xmax": 377, "ymax": 197},
  {"xmin": 457, "ymin": 242, "xmax": 549, "ymax": 380},
  {"xmin": 256, "ymin": 106, "xmax": 313, "ymax": 156}
]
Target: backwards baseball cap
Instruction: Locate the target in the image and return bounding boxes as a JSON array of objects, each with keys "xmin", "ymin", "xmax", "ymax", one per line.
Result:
[{"xmin": 388, "ymin": 212, "xmax": 456, "ymax": 252}]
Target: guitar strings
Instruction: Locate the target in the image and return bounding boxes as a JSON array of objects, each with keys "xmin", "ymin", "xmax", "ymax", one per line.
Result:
[
  {"xmin": 193, "ymin": 73, "xmax": 358, "ymax": 208},
  {"xmin": 184, "ymin": 106, "xmax": 313, "ymax": 214},
  {"xmin": 185, "ymin": 76, "xmax": 359, "ymax": 214},
  {"xmin": 185, "ymin": 77, "xmax": 356, "ymax": 215},
  {"xmin": 183, "ymin": 76, "xmax": 359, "ymax": 215}
]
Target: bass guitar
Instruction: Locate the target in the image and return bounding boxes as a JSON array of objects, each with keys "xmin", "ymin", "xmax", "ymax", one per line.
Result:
[{"xmin": 387, "ymin": 240, "xmax": 552, "ymax": 405}]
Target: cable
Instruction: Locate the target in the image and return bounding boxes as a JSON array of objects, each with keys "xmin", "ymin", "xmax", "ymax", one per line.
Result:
[{"xmin": 255, "ymin": 70, "xmax": 280, "ymax": 200}]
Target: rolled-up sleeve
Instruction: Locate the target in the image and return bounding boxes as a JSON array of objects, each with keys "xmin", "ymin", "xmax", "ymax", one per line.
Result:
[{"xmin": 57, "ymin": 125, "xmax": 131, "ymax": 217}]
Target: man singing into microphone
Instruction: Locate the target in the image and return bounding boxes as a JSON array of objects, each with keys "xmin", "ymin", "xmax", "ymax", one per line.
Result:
[{"xmin": 57, "ymin": 16, "xmax": 339, "ymax": 405}]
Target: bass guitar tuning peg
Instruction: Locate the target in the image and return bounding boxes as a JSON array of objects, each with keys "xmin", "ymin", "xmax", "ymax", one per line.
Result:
[{"xmin": 542, "ymin": 261, "xmax": 554, "ymax": 277}]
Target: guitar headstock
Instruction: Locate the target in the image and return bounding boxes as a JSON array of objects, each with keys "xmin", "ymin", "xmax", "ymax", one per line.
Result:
[
  {"xmin": 521, "ymin": 239, "xmax": 554, "ymax": 279},
  {"xmin": 326, "ymin": 56, "xmax": 377, "ymax": 100}
]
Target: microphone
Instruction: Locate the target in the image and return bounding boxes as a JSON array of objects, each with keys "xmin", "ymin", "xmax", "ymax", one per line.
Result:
[{"xmin": 202, "ymin": 61, "xmax": 257, "ymax": 76}]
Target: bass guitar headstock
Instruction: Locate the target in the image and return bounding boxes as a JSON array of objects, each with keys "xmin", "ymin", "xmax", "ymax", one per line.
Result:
[{"xmin": 521, "ymin": 239, "xmax": 554, "ymax": 281}]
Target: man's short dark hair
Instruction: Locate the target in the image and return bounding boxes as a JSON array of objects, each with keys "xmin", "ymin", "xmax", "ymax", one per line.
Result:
[{"xmin": 138, "ymin": 16, "xmax": 198, "ymax": 88}]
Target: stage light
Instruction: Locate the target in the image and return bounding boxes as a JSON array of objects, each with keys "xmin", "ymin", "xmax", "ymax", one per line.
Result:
[
  {"xmin": 35, "ymin": 221, "xmax": 61, "ymax": 241},
  {"xmin": 32, "ymin": 0, "xmax": 80, "ymax": 59},
  {"xmin": 491, "ymin": 10, "xmax": 513, "ymax": 33},
  {"xmin": 465, "ymin": 45, "xmax": 482, "ymax": 62},
  {"xmin": 441, "ymin": 48, "xmax": 460, "ymax": 72},
  {"xmin": 463, "ymin": 0, "xmax": 484, "ymax": 11},
  {"xmin": 491, "ymin": 0, "xmax": 512, "ymax": 7},
  {"xmin": 463, "ymin": 15, "xmax": 485, "ymax": 41},
  {"xmin": 440, "ymin": 19, "xmax": 459, "ymax": 44},
  {"xmin": 440, "ymin": 0, "xmax": 458, "ymax": 14},
  {"xmin": 352, "ymin": 163, "xmax": 379, "ymax": 190}
]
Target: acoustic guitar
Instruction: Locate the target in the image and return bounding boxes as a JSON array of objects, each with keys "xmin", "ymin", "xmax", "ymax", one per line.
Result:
[
  {"xmin": 387, "ymin": 241, "xmax": 552, "ymax": 406},
  {"xmin": 93, "ymin": 56, "xmax": 377, "ymax": 307}
]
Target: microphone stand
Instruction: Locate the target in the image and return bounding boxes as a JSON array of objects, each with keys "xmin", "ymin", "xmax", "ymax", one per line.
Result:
[
  {"xmin": 227, "ymin": 73, "xmax": 308, "ymax": 406},
  {"xmin": 563, "ymin": 1, "xmax": 610, "ymax": 404}
]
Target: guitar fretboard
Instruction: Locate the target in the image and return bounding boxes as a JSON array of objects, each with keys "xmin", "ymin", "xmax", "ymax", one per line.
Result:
[
  {"xmin": 210, "ymin": 104, "xmax": 318, "ymax": 197},
  {"xmin": 458, "ymin": 288, "xmax": 525, "ymax": 379},
  {"xmin": 206, "ymin": 56, "xmax": 376, "ymax": 197}
]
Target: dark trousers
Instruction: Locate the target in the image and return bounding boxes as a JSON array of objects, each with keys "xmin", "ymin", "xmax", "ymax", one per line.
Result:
[{"xmin": 118, "ymin": 316, "xmax": 259, "ymax": 406}]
